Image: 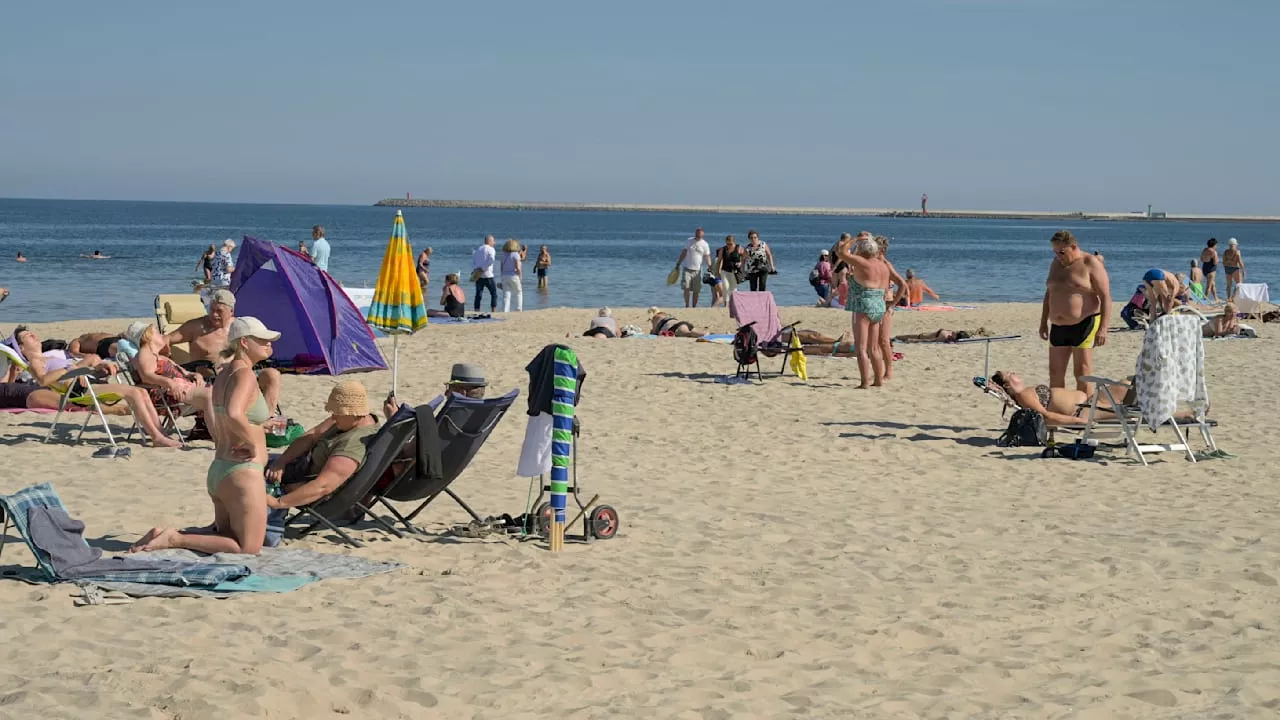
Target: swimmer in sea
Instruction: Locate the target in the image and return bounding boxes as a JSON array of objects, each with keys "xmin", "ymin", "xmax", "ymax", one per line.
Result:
[
  {"xmin": 15, "ymin": 252, "xmax": 26, "ymax": 263},
  {"xmin": 83, "ymin": 250, "xmax": 111, "ymax": 259}
]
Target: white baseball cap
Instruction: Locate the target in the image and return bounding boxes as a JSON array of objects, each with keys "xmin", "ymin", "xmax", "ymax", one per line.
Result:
[{"xmin": 227, "ymin": 317, "xmax": 281, "ymax": 343}]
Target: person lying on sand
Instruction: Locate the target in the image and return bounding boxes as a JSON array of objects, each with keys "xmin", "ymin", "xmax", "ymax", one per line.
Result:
[
  {"xmin": 582, "ymin": 307, "xmax": 618, "ymax": 338},
  {"xmin": 892, "ymin": 328, "xmax": 988, "ymax": 344},
  {"xmin": 1203, "ymin": 302, "xmax": 1240, "ymax": 338},
  {"xmin": 648, "ymin": 308, "xmax": 708, "ymax": 338}
]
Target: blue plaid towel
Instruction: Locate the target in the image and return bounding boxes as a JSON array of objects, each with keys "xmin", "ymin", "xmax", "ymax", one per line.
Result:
[{"xmin": 1, "ymin": 483, "xmax": 250, "ymax": 587}]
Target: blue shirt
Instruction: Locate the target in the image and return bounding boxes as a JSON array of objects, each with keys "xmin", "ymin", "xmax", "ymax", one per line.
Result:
[{"xmin": 311, "ymin": 237, "xmax": 331, "ymax": 272}]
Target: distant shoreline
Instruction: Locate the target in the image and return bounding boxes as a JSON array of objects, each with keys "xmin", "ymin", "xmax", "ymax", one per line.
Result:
[{"xmin": 374, "ymin": 198, "xmax": 1280, "ymax": 223}]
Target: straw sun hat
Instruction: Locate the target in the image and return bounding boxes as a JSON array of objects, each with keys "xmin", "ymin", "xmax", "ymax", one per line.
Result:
[{"xmin": 325, "ymin": 381, "xmax": 370, "ymax": 417}]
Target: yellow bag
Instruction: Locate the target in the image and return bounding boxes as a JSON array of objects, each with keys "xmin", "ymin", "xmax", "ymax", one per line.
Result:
[
  {"xmin": 666, "ymin": 265, "xmax": 681, "ymax": 285},
  {"xmin": 788, "ymin": 330, "xmax": 808, "ymax": 380}
]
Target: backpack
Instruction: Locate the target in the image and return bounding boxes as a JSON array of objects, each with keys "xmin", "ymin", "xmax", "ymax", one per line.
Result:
[
  {"xmin": 733, "ymin": 323, "xmax": 759, "ymax": 367},
  {"xmin": 997, "ymin": 408, "xmax": 1047, "ymax": 447},
  {"xmin": 808, "ymin": 268, "xmax": 821, "ymax": 286}
]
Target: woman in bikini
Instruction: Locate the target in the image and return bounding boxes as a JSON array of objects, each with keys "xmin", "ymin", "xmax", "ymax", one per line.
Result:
[
  {"xmin": 990, "ymin": 370, "xmax": 1130, "ymax": 426},
  {"xmin": 1222, "ymin": 238, "xmax": 1245, "ymax": 301},
  {"xmin": 416, "ymin": 246, "xmax": 432, "ymax": 292},
  {"xmin": 647, "ymin": 308, "xmax": 707, "ymax": 338},
  {"xmin": 132, "ymin": 318, "xmax": 281, "ymax": 554},
  {"xmin": 893, "ymin": 328, "xmax": 982, "ymax": 343},
  {"xmin": 836, "ymin": 234, "xmax": 889, "ymax": 388},
  {"xmin": 1203, "ymin": 302, "xmax": 1239, "ymax": 338}
]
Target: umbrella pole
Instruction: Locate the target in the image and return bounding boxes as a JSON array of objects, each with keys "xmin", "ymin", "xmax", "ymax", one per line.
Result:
[{"xmin": 392, "ymin": 333, "xmax": 400, "ymax": 397}]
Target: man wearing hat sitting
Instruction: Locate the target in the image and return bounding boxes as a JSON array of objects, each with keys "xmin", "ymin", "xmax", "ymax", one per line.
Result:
[{"xmin": 165, "ymin": 288, "xmax": 283, "ymax": 413}]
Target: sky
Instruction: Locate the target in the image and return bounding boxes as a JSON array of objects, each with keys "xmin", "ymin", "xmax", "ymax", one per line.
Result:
[{"xmin": 1, "ymin": 0, "xmax": 1277, "ymax": 213}]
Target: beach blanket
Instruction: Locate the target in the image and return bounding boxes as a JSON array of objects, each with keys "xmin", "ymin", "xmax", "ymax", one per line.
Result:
[
  {"xmin": 695, "ymin": 334, "xmax": 736, "ymax": 344},
  {"xmin": 1135, "ymin": 314, "xmax": 1206, "ymax": 430},
  {"xmin": 79, "ymin": 548, "xmax": 406, "ymax": 599}
]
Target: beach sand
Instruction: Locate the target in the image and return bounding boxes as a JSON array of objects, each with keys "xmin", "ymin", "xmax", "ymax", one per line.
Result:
[{"xmin": 2, "ymin": 303, "xmax": 1277, "ymax": 718}]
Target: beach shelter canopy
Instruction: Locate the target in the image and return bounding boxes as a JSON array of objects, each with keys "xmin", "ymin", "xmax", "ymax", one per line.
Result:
[{"xmin": 230, "ymin": 237, "xmax": 387, "ymax": 375}]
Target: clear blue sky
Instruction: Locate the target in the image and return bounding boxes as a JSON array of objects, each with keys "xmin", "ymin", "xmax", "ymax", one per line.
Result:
[{"xmin": 2, "ymin": 1, "xmax": 1276, "ymax": 212}]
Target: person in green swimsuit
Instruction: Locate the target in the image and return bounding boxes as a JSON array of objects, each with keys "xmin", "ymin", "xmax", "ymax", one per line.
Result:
[
  {"xmin": 131, "ymin": 317, "xmax": 282, "ymax": 554},
  {"xmin": 836, "ymin": 234, "xmax": 891, "ymax": 389}
]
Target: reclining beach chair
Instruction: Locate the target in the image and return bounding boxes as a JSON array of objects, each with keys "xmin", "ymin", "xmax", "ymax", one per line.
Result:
[
  {"xmin": 372, "ymin": 389, "xmax": 520, "ymax": 533},
  {"xmin": 1081, "ymin": 308, "xmax": 1217, "ymax": 465},
  {"xmin": 728, "ymin": 291, "xmax": 801, "ymax": 379},
  {"xmin": 113, "ymin": 350, "xmax": 192, "ymax": 446},
  {"xmin": 155, "ymin": 293, "xmax": 206, "ymax": 365},
  {"xmin": 283, "ymin": 410, "xmax": 426, "ymax": 548},
  {"xmin": 0, "ymin": 343, "xmax": 137, "ymax": 450}
]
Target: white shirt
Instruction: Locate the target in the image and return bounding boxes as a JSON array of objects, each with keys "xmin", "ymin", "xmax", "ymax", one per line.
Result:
[
  {"xmin": 472, "ymin": 244, "xmax": 496, "ymax": 279},
  {"xmin": 682, "ymin": 237, "xmax": 712, "ymax": 271},
  {"xmin": 311, "ymin": 237, "xmax": 331, "ymax": 272}
]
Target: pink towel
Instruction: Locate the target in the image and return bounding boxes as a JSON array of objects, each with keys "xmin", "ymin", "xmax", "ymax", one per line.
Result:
[{"xmin": 729, "ymin": 291, "xmax": 782, "ymax": 343}]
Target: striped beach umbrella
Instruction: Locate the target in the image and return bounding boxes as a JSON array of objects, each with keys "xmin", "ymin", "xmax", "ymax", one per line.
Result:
[
  {"xmin": 548, "ymin": 345, "xmax": 579, "ymax": 552},
  {"xmin": 367, "ymin": 210, "xmax": 427, "ymax": 394}
]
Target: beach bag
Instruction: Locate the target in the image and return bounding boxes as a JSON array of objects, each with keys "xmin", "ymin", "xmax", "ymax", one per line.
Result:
[
  {"xmin": 266, "ymin": 419, "xmax": 304, "ymax": 449},
  {"xmin": 808, "ymin": 267, "xmax": 821, "ymax": 287},
  {"xmin": 997, "ymin": 409, "xmax": 1046, "ymax": 448},
  {"xmin": 733, "ymin": 323, "xmax": 759, "ymax": 367}
]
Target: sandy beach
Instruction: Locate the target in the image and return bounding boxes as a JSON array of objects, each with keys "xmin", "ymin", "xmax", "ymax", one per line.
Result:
[{"xmin": 2, "ymin": 302, "xmax": 1277, "ymax": 718}]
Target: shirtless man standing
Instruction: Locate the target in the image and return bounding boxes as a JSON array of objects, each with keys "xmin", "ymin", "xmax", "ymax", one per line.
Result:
[
  {"xmin": 165, "ymin": 289, "xmax": 283, "ymax": 412},
  {"xmin": 1039, "ymin": 231, "xmax": 1111, "ymax": 393}
]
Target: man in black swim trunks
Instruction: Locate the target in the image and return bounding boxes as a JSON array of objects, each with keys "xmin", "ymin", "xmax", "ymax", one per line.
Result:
[{"xmin": 1039, "ymin": 231, "xmax": 1111, "ymax": 394}]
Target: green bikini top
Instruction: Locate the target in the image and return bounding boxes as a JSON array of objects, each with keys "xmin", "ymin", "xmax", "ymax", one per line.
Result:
[{"xmin": 215, "ymin": 368, "xmax": 271, "ymax": 425}]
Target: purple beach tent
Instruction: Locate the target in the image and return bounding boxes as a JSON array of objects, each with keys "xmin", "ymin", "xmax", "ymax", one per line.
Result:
[{"xmin": 229, "ymin": 236, "xmax": 387, "ymax": 374}]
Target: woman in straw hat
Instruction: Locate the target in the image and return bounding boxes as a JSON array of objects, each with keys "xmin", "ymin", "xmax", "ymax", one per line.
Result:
[
  {"xmin": 263, "ymin": 380, "xmax": 381, "ymax": 512},
  {"xmin": 131, "ymin": 317, "xmax": 283, "ymax": 553}
]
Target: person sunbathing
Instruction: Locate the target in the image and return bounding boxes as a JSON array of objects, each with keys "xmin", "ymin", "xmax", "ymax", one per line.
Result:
[
  {"xmin": 127, "ymin": 321, "xmax": 216, "ymax": 421},
  {"xmin": 582, "ymin": 307, "xmax": 619, "ymax": 338},
  {"xmin": 892, "ymin": 328, "xmax": 986, "ymax": 343},
  {"xmin": 131, "ymin": 318, "xmax": 285, "ymax": 554},
  {"xmin": 989, "ymin": 370, "xmax": 1131, "ymax": 426},
  {"xmin": 4, "ymin": 326, "xmax": 182, "ymax": 447},
  {"xmin": 1203, "ymin": 302, "xmax": 1240, "ymax": 338},
  {"xmin": 67, "ymin": 331, "xmax": 124, "ymax": 359},
  {"xmin": 648, "ymin": 308, "xmax": 708, "ymax": 338},
  {"xmin": 165, "ymin": 289, "xmax": 283, "ymax": 412}
]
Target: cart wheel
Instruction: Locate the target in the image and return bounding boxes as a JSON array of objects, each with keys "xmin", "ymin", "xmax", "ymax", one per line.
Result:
[
  {"xmin": 534, "ymin": 502, "xmax": 553, "ymax": 536},
  {"xmin": 588, "ymin": 505, "xmax": 619, "ymax": 540}
]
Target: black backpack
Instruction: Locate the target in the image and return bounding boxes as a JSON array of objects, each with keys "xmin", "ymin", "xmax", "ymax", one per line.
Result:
[
  {"xmin": 733, "ymin": 323, "xmax": 759, "ymax": 367},
  {"xmin": 997, "ymin": 409, "xmax": 1047, "ymax": 447}
]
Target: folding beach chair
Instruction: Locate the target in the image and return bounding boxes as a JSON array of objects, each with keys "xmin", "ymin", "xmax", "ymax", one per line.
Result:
[
  {"xmin": 0, "ymin": 344, "xmax": 137, "ymax": 450},
  {"xmin": 114, "ymin": 351, "xmax": 191, "ymax": 446},
  {"xmin": 155, "ymin": 293, "xmax": 207, "ymax": 365},
  {"xmin": 283, "ymin": 412, "xmax": 424, "ymax": 548},
  {"xmin": 1081, "ymin": 308, "xmax": 1218, "ymax": 465},
  {"xmin": 372, "ymin": 389, "xmax": 519, "ymax": 533},
  {"xmin": 728, "ymin": 291, "xmax": 802, "ymax": 378}
]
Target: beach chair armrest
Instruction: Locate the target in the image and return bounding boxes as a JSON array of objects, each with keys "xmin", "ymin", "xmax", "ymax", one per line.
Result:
[{"xmin": 1080, "ymin": 375, "xmax": 1125, "ymax": 385}]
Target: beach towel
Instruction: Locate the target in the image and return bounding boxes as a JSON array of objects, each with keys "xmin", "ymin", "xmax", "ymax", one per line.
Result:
[
  {"xmin": 695, "ymin": 334, "xmax": 736, "ymax": 344},
  {"xmin": 896, "ymin": 304, "xmax": 977, "ymax": 312},
  {"xmin": 1134, "ymin": 314, "xmax": 1206, "ymax": 430},
  {"xmin": 728, "ymin": 291, "xmax": 781, "ymax": 343},
  {"xmin": 80, "ymin": 548, "xmax": 405, "ymax": 599},
  {"xmin": 427, "ymin": 316, "xmax": 506, "ymax": 325}
]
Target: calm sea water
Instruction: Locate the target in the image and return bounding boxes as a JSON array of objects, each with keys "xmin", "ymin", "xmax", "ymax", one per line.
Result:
[{"xmin": 0, "ymin": 198, "xmax": 1275, "ymax": 323}]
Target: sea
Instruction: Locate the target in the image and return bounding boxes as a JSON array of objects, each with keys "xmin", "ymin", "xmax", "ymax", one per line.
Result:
[{"xmin": 0, "ymin": 198, "xmax": 1276, "ymax": 323}]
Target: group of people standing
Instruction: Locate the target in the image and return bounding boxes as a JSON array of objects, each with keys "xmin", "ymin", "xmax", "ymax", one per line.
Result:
[
  {"xmin": 468, "ymin": 235, "xmax": 552, "ymax": 313},
  {"xmin": 675, "ymin": 228, "xmax": 777, "ymax": 308},
  {"xmin": 197, "ymin": 226, "xmax": 332, "ymax": 290}
]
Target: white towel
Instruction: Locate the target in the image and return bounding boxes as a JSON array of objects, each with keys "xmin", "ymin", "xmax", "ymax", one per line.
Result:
[
  {"xmin": 1134, "ymin": 314, "xmax": 1207, "ymax": 430},
  {"xmin": 516, "ymin": 412, "xmax": 554, "ymax": 477}
]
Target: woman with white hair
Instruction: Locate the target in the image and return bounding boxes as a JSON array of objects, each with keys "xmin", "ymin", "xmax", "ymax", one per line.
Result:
[
  {"xmin": 1222, "ymin": 238, "xmax": 1245, "ymax": 301},
  {"xmin": 836, "ymin": 234, "xmax": 890, "ymax": 389},
  {"xmin": 583, "ymin": 307, "xmax": 619, "ymax": 339},
  {"xmin": 499, "ymin": 238, "xmax": 524, "ymax": 312}
]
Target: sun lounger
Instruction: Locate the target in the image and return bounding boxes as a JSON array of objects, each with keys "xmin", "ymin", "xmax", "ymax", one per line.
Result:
[
  {"xmin": 113, "ymin": 351, "xmax": 192, "ymax": 446},
  {"xmin": 0, "ymin": 344, "xmax": 137, "ymax": 450},
  {"xmin": 1081, "ymin": 308, "xmax": 1217, "ymax": 465},
  {"xmin": 1233, "ymin": 282, "xmax": 1271, "ymax": 320},
  {"xmin": 372, "ymin": 389, "xmax": 520, "ymax": 533}
]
